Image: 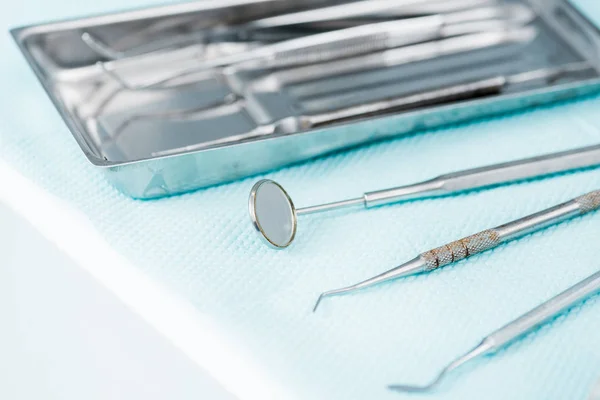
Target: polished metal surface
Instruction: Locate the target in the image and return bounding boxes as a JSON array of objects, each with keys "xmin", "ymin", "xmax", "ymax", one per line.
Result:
[
  {"xmin": 313, "ymin": 189, "xmax": 600, "ymax": 310},
  {"xmin": 249, "ymin": 179, "xmax": 298, "ymax": 249},
  {"xmin": 245, "ymin": 0, "xmax": 494, "ymax": 29},
  {"xmin": 80, "ymin": 0, "xmax": 500, "ymax": 61},
  {"xmin": 151, "ymin": 55, "xmax": 537, "ymax": 158},
  {"xmin": 389, "ymin": 268, "xmax": 600, "ymax": 392},
  {"xmin": 10, "ymin": 0, "xmax": 600, "ymax": 198},
  {"xmin": 155, "ymin": 28, "xmax": 539, "ymax": 149},
  {"xmin": 102, "ymin": 4, "xmax": 535, "ymax": 90},
  {"xmin": 249, "ymin": 143, "xmax": 600, "ymax": 248}
]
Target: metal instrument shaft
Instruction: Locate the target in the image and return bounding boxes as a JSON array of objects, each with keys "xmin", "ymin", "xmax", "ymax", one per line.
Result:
[
  {"xmin": 389, "ymin": 268, "xmax": 600, "ymax": 392},
  {"xmin": 302, "ymin": 141, "xmax": 600, "ymax": 215},
  {"xmin": 313, "ymin": 190, "xmax": 600, "ymax": 311},
  {"xmin": 83, "ymin": 0, "xmax": 498, "ymax": 60},
  {"xmin": 101, "ymin": 4, "xmax": 533, "ymax": 90}
]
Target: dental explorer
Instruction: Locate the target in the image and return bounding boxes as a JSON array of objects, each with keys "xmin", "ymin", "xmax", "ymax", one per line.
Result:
[
  {"xmin": 249, "ymin": 143, "xmax": 600, "ymax": 249},
  {"xmin": 388, "ymin": 268, "xmax": 600, "ymax": 393},
  {"xmin": 313, "ymin": 189, "xmax": 600, "ymax": 311}
]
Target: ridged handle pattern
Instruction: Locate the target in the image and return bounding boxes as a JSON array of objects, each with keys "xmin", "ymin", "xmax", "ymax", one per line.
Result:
[
  {"xmin": 271, "ymin": 32, "xmax": 391, "ymax": 68},
  {"xmin": 576, "ymin": 190, "xmax": 600, "ymax": 214},
  {"xmin": 421, "ymin": 229, "xmax": 501, "ymax": 271}
]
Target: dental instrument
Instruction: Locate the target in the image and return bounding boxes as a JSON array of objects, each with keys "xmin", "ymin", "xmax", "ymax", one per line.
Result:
[
  {"xmin": 100, "ymin": 4, "xmax": 533, "ymax": 90},
  {"xmin": 245, "ymin": 0, "xmax": 497, "ymax": 30},
  {"xmin": 101, "ymin": 27, "xmax": 537, "ymax": 143},
  {"xmin": 155, "ymin": 46, "xmax": 596, "ymax": 160},
  {"xmin": 388, "ymin": 268, "xmax": 600, "ymax": 393},
  {"xmin": 249, "ymin": 141, "xmax": 600, "ymax": 249},
  {"xmin": 313, "ymin": 189, "xmax": 600, "ymax": 311},
  {"xmin": 81, "ymin": 0, "xmax": 498, "ymax": 60}
]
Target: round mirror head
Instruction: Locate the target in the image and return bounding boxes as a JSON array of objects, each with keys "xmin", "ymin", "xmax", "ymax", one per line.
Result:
[{"xmin": 249, "ymin": 180, "xmax": 297, "ymax": 249}]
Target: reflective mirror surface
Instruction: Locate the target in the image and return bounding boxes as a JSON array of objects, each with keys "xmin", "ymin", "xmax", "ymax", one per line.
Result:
[{"xmin": 249, "ymin": 180, "xmax": 297, "ymax": 248}]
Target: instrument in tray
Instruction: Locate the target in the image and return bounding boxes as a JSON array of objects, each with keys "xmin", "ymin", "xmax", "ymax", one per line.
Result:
[
  {"xmin": 82, "ymin": 0, "xmax": 499, "ymax": 60},
  {"xmin": 14, "ymin": 0, "xmax": 600, "ymax": 198},
  {"xmin": 99, "ymin": 3, "xmax": 533, "ymax": 90},
  {"xmin": 96, "ymin": 28, "xmax": 542, "ymax": 159}
]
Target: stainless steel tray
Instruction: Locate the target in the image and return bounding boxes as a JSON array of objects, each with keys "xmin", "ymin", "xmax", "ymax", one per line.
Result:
[{"xmin": 11, "ymin": 0, "xmax": 600, "ymax": 198}]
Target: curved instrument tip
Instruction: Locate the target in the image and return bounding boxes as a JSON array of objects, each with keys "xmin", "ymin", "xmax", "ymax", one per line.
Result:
[
  {"xmin": 387, "ymin": 360, "xmax": 465, "ymax": 394},
  {"xmin": 82, "ymin": 32, "xmax": 122, "ymax": 60},
  {"xmin": 389, "ymin": 342, "xmax": 490, "ymax": 394},
  {"xmin": 312, "ymin": 293, "xmax": 325, "ymax": 313},
  {"xmin": 312, "ymin": 287, "xmax": 351, "ymax": 313},
  {"xmin": 387, "ymin": 373, "xmax": 445, "ymax": 394},
  {"xmin": 387, "ymin": 383, "xmax": 435, "ymax": 393},
  {"xmin": 312, "ymin": 280, "xmax": 374, "ymax": 313}
]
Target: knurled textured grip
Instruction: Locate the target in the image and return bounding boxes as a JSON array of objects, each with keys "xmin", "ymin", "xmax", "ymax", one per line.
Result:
[
  {"xmin": 575, "ymin": 190, "xmax": 600, "ymax": 214},
  {"xmin": 272, "ymin": 32, "xmax": 391, "ymax": 67},
  {"xmin": 421, "ymin": 229, "xmax": 501, "ymax": 271}
]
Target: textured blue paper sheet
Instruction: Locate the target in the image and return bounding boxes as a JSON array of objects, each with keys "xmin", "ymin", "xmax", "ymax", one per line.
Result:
[{"xmin": 2, "ymin": 1, "xmax": 600, "ymax": 399}]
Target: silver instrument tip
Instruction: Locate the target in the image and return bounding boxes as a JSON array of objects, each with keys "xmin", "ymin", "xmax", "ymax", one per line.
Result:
[
  {"xmin": 387, "ymin": 372, "xmax": 446, "ymax": 393},
  {"xmin": 313, "ymin": 257, "xmax": 425, "ymax": 312},
  {"xmin": 312, "ymin": 287, "xmax": 354, "ymax": 312},
  {"xmin": 312, "ymin": 293, "xmax": 325, "ymax": 313},
  {"xmin": 388, "ymin": 341, "xmax": 492, "ymax": 394}
]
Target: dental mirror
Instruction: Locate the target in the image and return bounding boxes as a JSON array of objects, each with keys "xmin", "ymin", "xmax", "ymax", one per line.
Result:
[
  {"xmin": 247, "ymin": 141, "xmax": 600, "ymax": 249},
  {"xmin": 249, "ymin": 180, "xmax": 298, "ymax": 249}
]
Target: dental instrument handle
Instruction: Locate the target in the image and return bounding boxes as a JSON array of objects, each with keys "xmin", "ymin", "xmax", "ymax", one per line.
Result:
[
  {"xmin": 245, "ymin": 0, "xmax": 434, "ymax": 29},
  {"xmin": 214, "ymin": 19, "xmax": 437, "ymax": 70},
  {"xmin": 487, "ymin": 269, "xmax": 600, "ymax": 349},
  {"xmin": 242, "ymin": 0, "xmax": 496, "ymax": 29},
  {"xmin": 259, "ymin": 16, "xmax": 445, "ymax": 69},
  {"xmin": 364, "ymin": 144, "xmax": 600, "ymax": 208},
  {"xmin": 126, "ymin": 15, "xmax": 453, "ymax": 90},
  {"xmin": 420, "ymin": 190, "xmax": 600, "ymax": 272},
  {"xmin": 213, "ymin": 12, "xmax": 490, "ymax": 75},
  {"xmin": 235, "ymin": 4, "xmax": 533, "ymax": 72},
  {"xmin": 313, "ymin": 190, "xmax": 600, "ymax": 311},
  {"xmin": 273, "ymin": 28, "xmax": 536, "ymax": 87},
  {"xmin": 306, "ymin": 76, "xmax": 507, "ymax": 127},
  {"xmin": 298, "ymin": 139, "xmax": 599, "ymax": 216},
  {"xmin": 245, "ymin": 0, "xmax": 506, "ymax": 30},
  {"xmin": 258, "ymin": 3, "xmax": 534, "ymax": 70},
  {"xmin": 306, "ymin": 60, "xmax": 590, "ymax": 129}
]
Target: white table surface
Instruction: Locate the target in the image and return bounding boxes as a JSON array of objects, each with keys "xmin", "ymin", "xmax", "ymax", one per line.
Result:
[{"xmin": 0, "ymin": 195, "xmax": 235, "ymax": 400}]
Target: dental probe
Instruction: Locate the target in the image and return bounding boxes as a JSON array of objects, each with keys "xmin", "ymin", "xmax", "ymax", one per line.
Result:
[
  {"xmin": 249, "ymin": 142, "xmax": 600, "ymax": 249},
  {"xmin": 313, "ymin": 190, "xmax": 600, "ymax": 311},
  {"xmin": 388, "ymin": 268, "xmax": 600, "ymax": 393}
]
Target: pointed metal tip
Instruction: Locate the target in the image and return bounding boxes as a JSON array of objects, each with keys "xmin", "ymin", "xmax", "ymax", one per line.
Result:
[
  {"xmin": 387, "ymin": 383, "xmax": 435, "ymax": 393},
  {"xmin": 312, "ymin": 287, "xmax": 350, "ymax": 313},
  {"xmin": 312, "ymin": 277, "xmax": 386, "ymax": 313},
  {"xmin": 312, "ymin": 293, "xmax": 326, "ymax": 313},
  {"xmin": 388, "ymin": 342, "xmax": 490, "ymax": 394},
  {"xmin": 387, "ymin": 375, "xmax": 443, "ymax": 394},
  {"xmin": 82, "ymin": 32, "xmax": 122, "ymax": 60},
  {"xmin": 388, "ymin": 363, "xmax": 453, "ymax": 394}
]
